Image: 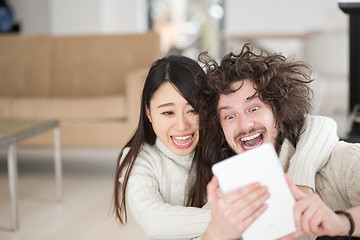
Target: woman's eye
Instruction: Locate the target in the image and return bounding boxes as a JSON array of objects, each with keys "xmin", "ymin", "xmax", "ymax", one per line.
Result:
[
  {"xmin": 250, "ymin": 106, "xmax": 259, "ymax": 112},
  {"xmin": 188, "ymin": 109, "xmax": 196, "ymax": 114},
  {"xmin": 162, "ymin": 111, "xmax": 174, "ymax": 116},
  {"xmin": 225, "ymin": 114, "xmax": 235, "ymax": 120}
]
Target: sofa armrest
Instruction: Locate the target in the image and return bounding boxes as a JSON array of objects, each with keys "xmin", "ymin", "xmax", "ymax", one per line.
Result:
[{"xmin": 125, "ymin": 68, "xmax": 148, "ymax": 134}]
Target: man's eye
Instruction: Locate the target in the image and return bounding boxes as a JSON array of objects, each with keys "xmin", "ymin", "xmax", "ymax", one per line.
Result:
[
  {"xmin": 250, "ymin": 106, "xmax": 259, "ymax": 112},
  {"xmin": 225, "ymin": 114, "xmax": 235, "ymax": 120}
]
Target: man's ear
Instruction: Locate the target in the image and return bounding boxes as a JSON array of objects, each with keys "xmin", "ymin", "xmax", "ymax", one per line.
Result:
[{"xmin": 146, "ymin": 106, "xmax": 152, "ymax": 123}]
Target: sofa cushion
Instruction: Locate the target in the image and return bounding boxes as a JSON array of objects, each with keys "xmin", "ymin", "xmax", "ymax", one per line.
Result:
[
  {"xmin": 51, "ymin": 32, "xmax": 160, "ymax": 97},
  {"xmin": 10, "ymin": 95, "xmax": 126, "ymax": 119},
  {"xmin": 0, "ymin": 32, "xmax": 160, "ymax": 147},
  {"xmin": 0, "ymin": 35, "xmax": 52, "ymax": 97}
]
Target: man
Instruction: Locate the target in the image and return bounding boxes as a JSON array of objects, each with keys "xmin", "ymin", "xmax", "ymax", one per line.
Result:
[{"xmin": 191, "ymin": 44, "xmax": 360, "ymax": 239}]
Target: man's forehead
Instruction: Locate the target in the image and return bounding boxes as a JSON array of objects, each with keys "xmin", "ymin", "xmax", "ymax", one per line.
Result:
[{"xmin": 219, "ymin": 80, "xmax": 257, "ymax": 97}]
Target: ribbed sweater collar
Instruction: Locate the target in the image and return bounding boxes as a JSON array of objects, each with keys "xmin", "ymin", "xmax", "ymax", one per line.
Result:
[{"xmin": 155, "ymin": 137, "xmax": 195, "ymax": 163}]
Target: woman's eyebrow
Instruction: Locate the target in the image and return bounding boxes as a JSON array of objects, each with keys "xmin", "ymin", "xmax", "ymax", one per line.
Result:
[
  {"xmin": 157, "ymin": 102, "xmax": 174, "ymax": 108},
  {"xmin": 157, "ymin": 102, "xmax": 190, "ymax": 109}
]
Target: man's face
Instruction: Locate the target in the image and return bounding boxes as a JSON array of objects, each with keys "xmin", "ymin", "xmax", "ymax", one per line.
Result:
[{"xmin": 218, "ymin": 79, "xmax": 279, "ymax": 154}]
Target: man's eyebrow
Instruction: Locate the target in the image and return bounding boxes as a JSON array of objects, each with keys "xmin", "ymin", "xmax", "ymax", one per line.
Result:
[
  {"xmin": 218, "ymin": 105, "xmax": 229, "ymax": 112},
  {"xmin": 218, "ymin": 93, "xmax": 259, "ymax": 112},
  {"xmin": 246, "ymin": 93, "xmax": 258, "ymax": 102}
]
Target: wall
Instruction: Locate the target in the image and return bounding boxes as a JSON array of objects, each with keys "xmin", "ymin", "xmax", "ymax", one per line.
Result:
[
  {"xmin": 225, "ymin": 0, "xmax": 347, "ymax": 36},
  {"xmin": 6, "ymin": 0, "xmax": 352, "ymax": 137},
  {"xmin": 9, "ymin": 0, "xmax": 51, "ymax": 34},
  {"xmin": 8, "ymin": 0, "xmax": 147, "ymax": 35},
  {"xmin": 224, "ymin": 0, "xmax": 350, "ymax": 137}
]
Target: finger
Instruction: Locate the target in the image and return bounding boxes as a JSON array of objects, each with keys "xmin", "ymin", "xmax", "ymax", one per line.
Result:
[
  {"xmin": 224, "ymin": 182, "xmax": 262, "ymax": 205},
  {"xmin": 308, "ymin": 208, "xmax": 324, "ymax": 236},
  {"xmin": 300, "ymin": 199, "xmax": 318, "ymax": 234},
  {"xmin": 207, "ymin": 176, "xmax": 220, "ymax": 202},
  {"xmin": 232, "ymin": 186, "xmax": 269, "ymax": 219},
  {"xmin": 285, "ymin": 174, "xmax": 305, "ymax": 200},
  {"xmin": 308, "ymin": 196, "xmax": 332, "ymax": 236},
  {"xmin": 296, "ymin": 185, "xmax": 314, "ymax": 195},
  {"xmin": 277, "ymin": 230, "xmax": 304, "ymax": 240},
  {"xmin": 293, "ymin": 194, "xmax": 320, "ymax": 234},
  {"xmin": 293, "ymin": 198, "xmax": 311, "ymax": 231},
  {"xmin": 239, "ymin": 203, "xmax": 268, "ymax": 233}
]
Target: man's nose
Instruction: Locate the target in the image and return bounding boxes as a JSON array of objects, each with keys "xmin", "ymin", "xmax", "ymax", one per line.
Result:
[{"xmin": 236, "ymin": 114, "xmax": 255, "ymax": 131}]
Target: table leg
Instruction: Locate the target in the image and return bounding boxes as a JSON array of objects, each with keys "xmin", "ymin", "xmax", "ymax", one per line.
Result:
[
  {"xmin": 54, "ymin": 126, "xmax": 63, "ymax": 201},
  {"xmin": 8, "ymin": 141, "xmax": 19, "ymax": 231}
]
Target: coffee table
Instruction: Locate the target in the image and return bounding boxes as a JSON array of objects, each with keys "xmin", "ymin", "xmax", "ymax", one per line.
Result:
[{"xmin": 0, "ymin": 119, "xmax": 63, "ymax": 231}]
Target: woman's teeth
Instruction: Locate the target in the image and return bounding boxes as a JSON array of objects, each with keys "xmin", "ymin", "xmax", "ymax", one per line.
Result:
[{"xmin": 171, "ymin": 135, "xmax": 193, "ymax": 146}]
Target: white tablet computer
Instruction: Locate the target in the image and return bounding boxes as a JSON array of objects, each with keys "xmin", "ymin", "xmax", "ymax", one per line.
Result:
[{"xmin": 211, "ymin": 143, "xmax": 296, "ymax": 240}]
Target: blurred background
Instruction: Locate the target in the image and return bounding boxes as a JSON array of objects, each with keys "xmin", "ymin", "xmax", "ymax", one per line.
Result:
[
  {"xmin": 4, "ymin": 0, "xmax": 352, "ymax": 136},
  {"xmin": 0, "ymin": 0, "xmax": 357, "ymax": 239}
]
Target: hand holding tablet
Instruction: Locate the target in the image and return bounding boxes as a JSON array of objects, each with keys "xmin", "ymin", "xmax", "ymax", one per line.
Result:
[{"xmin": 211, "ymin": 143, "xmax": 296, "ymax": 240}]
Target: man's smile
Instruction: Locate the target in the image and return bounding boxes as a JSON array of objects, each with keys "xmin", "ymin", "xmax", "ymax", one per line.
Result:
[{"xmin": 238, "ymin": 131, "xmax": 264, "ymax": 151}]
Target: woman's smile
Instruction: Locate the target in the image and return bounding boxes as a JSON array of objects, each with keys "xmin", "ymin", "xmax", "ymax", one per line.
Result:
[{"xmin": 171, "ymin": 134, "xmax": 194, "ymax": 148}]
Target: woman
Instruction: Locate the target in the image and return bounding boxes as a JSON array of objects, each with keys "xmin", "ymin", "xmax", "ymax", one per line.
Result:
[
  {"xmin": 114, "ymin": 56, "xmax": 211, "ymax": 239},
  {"xmin": 113, "ymin": 55, "xmax": 339, "ymax": 239}
]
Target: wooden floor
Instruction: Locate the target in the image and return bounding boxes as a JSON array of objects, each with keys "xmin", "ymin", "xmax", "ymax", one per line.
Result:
[{"xmin": 0, "ymin": 147, "xmax": 149, "ymax": 240}]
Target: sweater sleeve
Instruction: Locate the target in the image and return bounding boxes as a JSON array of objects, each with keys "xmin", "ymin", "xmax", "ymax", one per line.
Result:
[
  {"xmin": 287, "ymin": 115, "xmax": 339, "ymax": 191},
  {"xmin": 339, "ymin": 142, "xmax": 360, "ymax": 208},
  {"xmin": 123, "ymin": 152, "xmax": 210, "ymax": 240}
]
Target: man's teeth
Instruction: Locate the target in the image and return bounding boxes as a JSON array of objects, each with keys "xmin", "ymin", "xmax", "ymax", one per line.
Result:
[{"xmin": 240, "ymin": 132, "xmax": 261, "ymax": 141}]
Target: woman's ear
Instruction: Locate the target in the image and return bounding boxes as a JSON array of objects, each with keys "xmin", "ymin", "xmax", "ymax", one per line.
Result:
[{"xmin": 146, "ymin": 106, "xmax": 152, "ymax": 123}]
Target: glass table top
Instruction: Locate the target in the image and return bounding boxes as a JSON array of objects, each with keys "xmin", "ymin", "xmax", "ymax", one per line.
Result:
[{"xmin": 0, "ymin": 119, "xmax": 59, "ymax": 145}]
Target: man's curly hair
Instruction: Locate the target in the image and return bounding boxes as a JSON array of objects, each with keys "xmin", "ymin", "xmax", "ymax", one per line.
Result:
[{"xmin": 187, "ymin": 44, "xmax": 314, "ymax": 207}]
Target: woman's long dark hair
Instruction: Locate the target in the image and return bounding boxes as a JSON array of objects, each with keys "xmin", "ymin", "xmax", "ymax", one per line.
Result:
[
  {"xmin": 188, "ymin": 44, "xmax": 314, "ymax": 207},
  {"xmin": 113, "ymin": 55, "xmax": 203, "ymax": 224}
]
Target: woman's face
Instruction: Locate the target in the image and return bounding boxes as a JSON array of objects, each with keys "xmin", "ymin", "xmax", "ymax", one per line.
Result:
[{"xmin": 146, "ymin": 82, "xmax": 199, "ymax": 156}]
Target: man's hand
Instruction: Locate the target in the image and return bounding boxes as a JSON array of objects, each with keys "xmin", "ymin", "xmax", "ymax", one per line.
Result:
[
  {"xmin": 279, "ymin": 174, "xmax": 350, "ymax": 240},
  {"xmin": 296, "ymin": 185, "xmax": 314, "ymax": 195}
]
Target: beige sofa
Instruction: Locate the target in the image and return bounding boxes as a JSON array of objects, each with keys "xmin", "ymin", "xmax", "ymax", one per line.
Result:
[{"xmin": 0, "ymin": 32, "xmax": 160, "ymax": 147}]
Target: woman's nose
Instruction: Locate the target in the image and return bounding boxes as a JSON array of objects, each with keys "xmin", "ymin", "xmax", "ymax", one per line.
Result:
[{"xmin": 175, "ymin": 114, "xmax": 189, "ymax": 130}]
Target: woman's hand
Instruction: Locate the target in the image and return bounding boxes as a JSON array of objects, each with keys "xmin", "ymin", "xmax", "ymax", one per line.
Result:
[{"xmin": 202, "ymin": 176, "xmax": 269, "ymax": 240}]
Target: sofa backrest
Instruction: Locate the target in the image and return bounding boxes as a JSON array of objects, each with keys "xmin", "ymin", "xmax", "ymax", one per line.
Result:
[
  {"xmin": 0, "ymin": 32, "xmax": 160, "ymax": 97},
  {"xmin": 51, "ymin": 32, "xmax": 160, "ymax": 97},
  {"xmin": 0, "ymin": 35, "xmax": 53, "ymax": 97}
]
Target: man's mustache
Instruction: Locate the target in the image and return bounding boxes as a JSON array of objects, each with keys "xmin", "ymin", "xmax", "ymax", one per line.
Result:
[{"xmin": 234, "ymin": 127, "xmax": 266, "ymax": 140}]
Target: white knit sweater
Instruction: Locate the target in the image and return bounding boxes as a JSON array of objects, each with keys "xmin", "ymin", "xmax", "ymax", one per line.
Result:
[
  {"xmin": 121, "ymin": 138, "xmax": 210, "ymax": 240},
  {"xmin": 279, "ymin": 115, "xmax": 339, "ymax": 190},
  {"xmin": 120, "ymin": 115, "xmax": 338, "ymax": 240}
]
